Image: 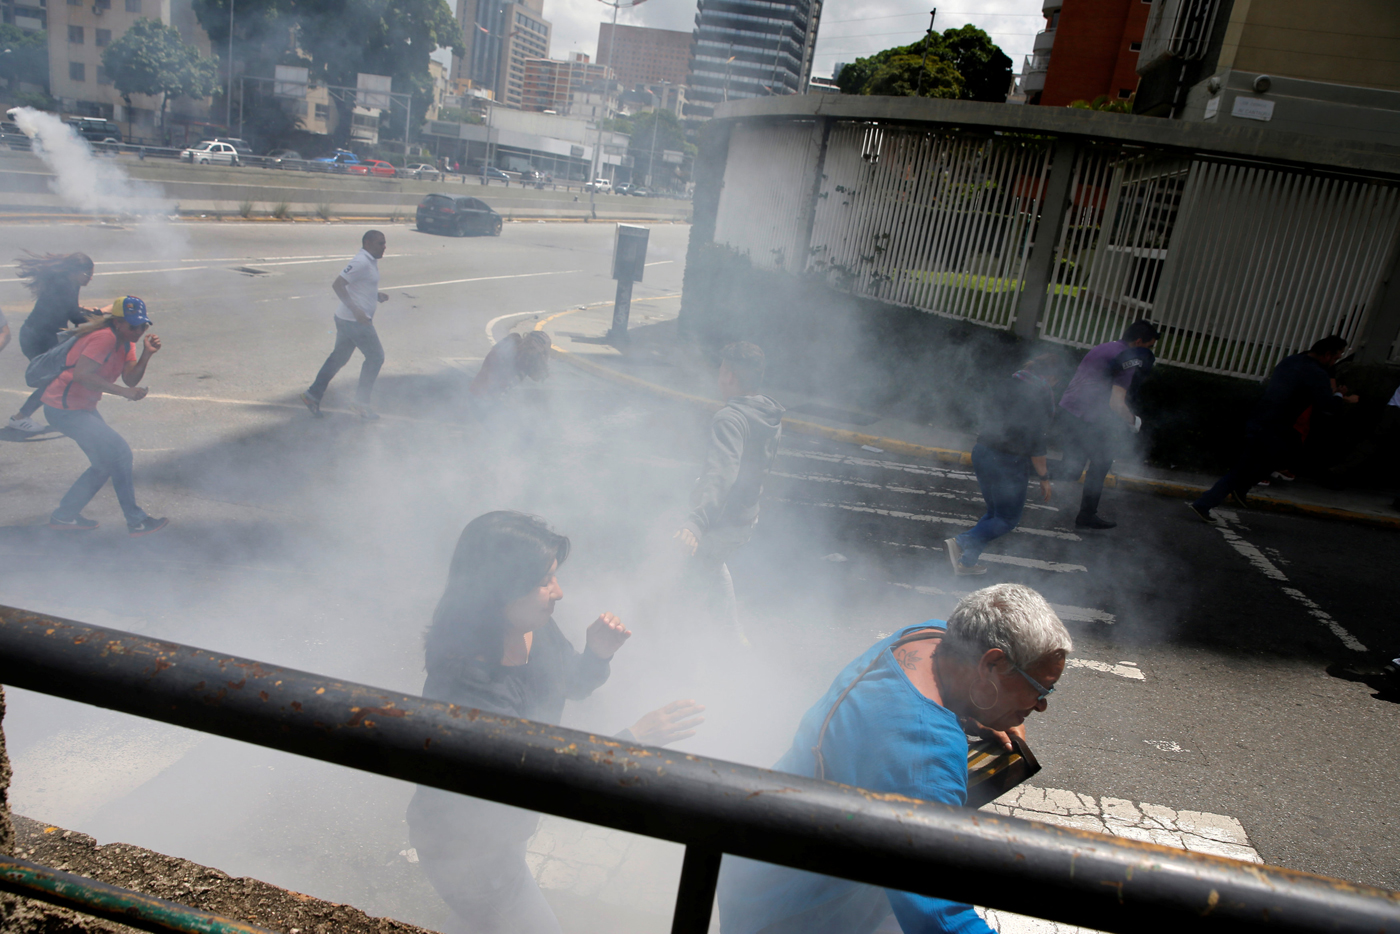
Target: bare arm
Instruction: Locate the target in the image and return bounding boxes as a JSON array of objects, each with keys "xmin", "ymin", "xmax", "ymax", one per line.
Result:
[
  {"xmin": 1109, "ymin": 384, "xmax": 1134, "ymax": 426},
  {"xmin": 332, "ymin": 275, "xmax": 371, "ymax": 323},
  {"xmin": 121, "ymin": 334, "xmax": 160, "ymax": 386},
  {"xmin": 73, "ymin": 354, "xmax": 144, "ymax": 401}
]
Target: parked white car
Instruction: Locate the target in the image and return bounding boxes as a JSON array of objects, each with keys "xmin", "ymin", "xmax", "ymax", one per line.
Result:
[
  {"xmin": 181, "ymin": 141, "xmax": 240, "ymax": 165},
  {"xmin": 586, "ymin": 178, "xmax": 612, "ymax": 193},
  {"xmin": 405, "ymin": 163, "xmax": 442, "ymax": 180}
]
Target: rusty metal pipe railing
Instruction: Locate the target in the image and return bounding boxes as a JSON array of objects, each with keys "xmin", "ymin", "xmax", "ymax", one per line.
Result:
[
  {"xmin": 0, "ymin": 607, "xmax": 1396, "ymax": 934},
  {"xmin": 0, "ymin": 855, "xmax": 278, "ymax": 934}
]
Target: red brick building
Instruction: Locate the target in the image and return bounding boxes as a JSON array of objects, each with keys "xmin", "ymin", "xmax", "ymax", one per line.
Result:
[
  {"xmin": 597, "ymin": 23, "xmax": 692, "ymax": 87},
  {"xmin": 1032, "ymin": 0, "xmax": 1151, "ymax": 107}
]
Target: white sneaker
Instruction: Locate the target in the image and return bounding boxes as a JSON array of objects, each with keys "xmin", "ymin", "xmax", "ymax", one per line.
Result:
[
  {"xmin": 7, "ymin": 416, "xmax": 43, "ymax": 432},
  {"xmin": 946, "ymin": 538, "xmax": 989, "ymax": 575}
]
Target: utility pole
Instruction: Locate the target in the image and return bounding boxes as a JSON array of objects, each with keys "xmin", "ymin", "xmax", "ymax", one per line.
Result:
[
  {"xmin": 915, "ymin": 8, "xmax": 937, "ymax": 97},
  {"xmin": 225, "ymin": 0, "xmax": 235, "ymax": 130}
]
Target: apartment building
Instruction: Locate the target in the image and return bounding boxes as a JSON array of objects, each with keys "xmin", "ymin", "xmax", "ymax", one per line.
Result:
[
  {"xmin": 1134, "ymin": 0, "xmax": 1400, "ymax": 144},
  {"xmin": 47, "ymin": 0, "xmax": 214, "ymax": 131},
  {"xmin": 521, "ymin": 53, "xmax": 611, "ymax": 114},
  {"xmin": 1024, "ymin": 0, "xmax": 1151, "ymax": 106},
  {"xmin": 597, "ymin": 23, "xmax": 692, "ymax": 87}
]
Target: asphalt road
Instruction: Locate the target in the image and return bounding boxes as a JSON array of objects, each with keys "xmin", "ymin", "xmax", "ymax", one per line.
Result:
[{"xmin": 0, "ymin": 219, "xmax": 1394, "ymax": 934}]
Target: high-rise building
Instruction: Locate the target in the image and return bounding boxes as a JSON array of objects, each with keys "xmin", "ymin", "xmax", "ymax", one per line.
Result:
[
  {"xmin": 1134, "ymin": 0, "xmax": 1400, "ymax": 145},
  {"xmin": 597, "ymin": 23, "xmax": 693, "ymax": 87},
  {"xmin": 454, "ymin": 0, "xmax": 551, "ymax": 108},
  {"xmin": 522, "ymin": 53, "xmax": 612, "ymax": 114},
  {"xmin": 1020, "ymin": 0, "xmax": 1149, "ymax": 107},
  {"xmin": 685, "ymin": 0, "xmax": 822, "ymax": 120}
]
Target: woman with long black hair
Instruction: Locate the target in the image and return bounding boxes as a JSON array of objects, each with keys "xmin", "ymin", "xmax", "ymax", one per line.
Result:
[
  {"xmin": 407, "ymin": 511, "xmax": 702, "ymax": 934},
  {"xmin": 8, "ymin": 251, "xmax": 100, "ymax": 432}
]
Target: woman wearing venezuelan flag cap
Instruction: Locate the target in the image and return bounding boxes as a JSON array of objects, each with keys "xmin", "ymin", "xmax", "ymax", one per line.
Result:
[{"xmin": 41, "ymin": 296, "xmax": 168, "ymax": 536}]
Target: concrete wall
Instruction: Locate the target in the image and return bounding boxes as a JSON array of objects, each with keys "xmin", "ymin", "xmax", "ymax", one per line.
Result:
[
  {"xmin": 0, "ymin": 152, "xmax": 692, "ymax": 221},
  {"xmin": 1218, "ymin": 0, "xmax": 1400, "ymax": 92}
]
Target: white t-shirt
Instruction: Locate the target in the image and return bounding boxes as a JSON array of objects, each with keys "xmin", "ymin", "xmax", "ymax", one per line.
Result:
[{"xmin": 334, "ymin": 248, "xmax": 381, "ymax": 322}]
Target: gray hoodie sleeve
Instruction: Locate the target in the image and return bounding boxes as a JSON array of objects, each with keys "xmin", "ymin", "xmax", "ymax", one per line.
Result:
[{"xmin": 684, "ymin": 407, "xmax": 748, "ymax": 539}]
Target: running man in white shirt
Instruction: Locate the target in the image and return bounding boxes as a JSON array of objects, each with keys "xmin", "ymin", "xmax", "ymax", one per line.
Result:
[{"xmin": 302, "ymin": 230, "xmax": 389, "ymax": 420}]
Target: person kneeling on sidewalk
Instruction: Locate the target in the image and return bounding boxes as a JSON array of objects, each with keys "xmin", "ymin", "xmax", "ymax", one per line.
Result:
[
  {"xmin": 42, "ymin": 297, "xmax": 167, "ymax": 536},
  {"xmin": 947, "ymin": 352, "xmax": 1064, "ymax": 576}
]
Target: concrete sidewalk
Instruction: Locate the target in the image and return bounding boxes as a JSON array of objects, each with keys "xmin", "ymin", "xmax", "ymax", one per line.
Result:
[{"xmin": 524, "ymin": 298, "xmax": 1400, "ymax": 531}]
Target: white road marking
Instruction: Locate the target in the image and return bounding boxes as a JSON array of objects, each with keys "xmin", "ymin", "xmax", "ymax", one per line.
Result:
[
  {"xmin": 1066, "ymin": 658, "xmax": 1144, "ymax": 680},
  {"xmin": 782, "ymin": 498, "xmax": 1082, "ymax": 541},
  {"xmin": 975, "ymin": 786, "xmax": 1260, "ymax": 933},
  {"xmin": 782, "ymin": 448, "xmax": 977, "ymax": 482},
  {"xmin": 774, "ymin": 469, "xmax": 1058, "ymax": 512},
  {"xmin": 878, "ymin": 581, "xmax": 1115, "ymax": 624},
  {"xmin": 393, "ymin": 269, "xmax": 581, "ymax": 291},
  {"xmin": 643, "ymin": 260, "xmax": 673, "ymax": 266},
  {"xmin": 1213, "ymin": 514, "xmax": 1366, "ymax": 651},
  {"xmin": 875, "ymin": 539, "xmax": 1086, "ymax": 574}
]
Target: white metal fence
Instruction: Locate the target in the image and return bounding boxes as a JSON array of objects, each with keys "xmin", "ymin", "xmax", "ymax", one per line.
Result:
[
  {"xmin": 708, "ymin": 118, "xmax": 1400, "ymax": 380},
  {"xmin": 1040, "ymin": 147, "xmax": 1400, "ymax": 378}
]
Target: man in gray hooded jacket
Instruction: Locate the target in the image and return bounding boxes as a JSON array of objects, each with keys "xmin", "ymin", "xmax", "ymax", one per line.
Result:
[{"xmin": 675, "ymin": 342, "xmax": 785, "ymax": 638}]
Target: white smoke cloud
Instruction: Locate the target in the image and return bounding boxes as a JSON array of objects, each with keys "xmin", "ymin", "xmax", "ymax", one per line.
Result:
[{"xmin": 7, "ymin": 106, "xmax": 175, "ymax": 215}]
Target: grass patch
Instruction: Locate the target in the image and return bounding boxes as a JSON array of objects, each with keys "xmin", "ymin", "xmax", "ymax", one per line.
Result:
[
  {"xmin": 272, "ymin": 201, "xmax": 291, "ymax": 220},
  {"xmin": 238, "ymin": 199, "xmax": 255, "ymax": 218},
  {"xmin": 315, "ymin": 201, "xmax": 334, "ymax": 221}
]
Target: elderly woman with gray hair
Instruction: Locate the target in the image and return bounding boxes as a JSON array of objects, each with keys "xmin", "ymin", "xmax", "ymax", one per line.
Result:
[{"xmin": 718, "ymin": 583, "xmax": 1072, "ymax": 934}]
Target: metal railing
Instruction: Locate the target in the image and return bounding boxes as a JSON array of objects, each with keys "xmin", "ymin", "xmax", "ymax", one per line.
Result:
[{"xmin": 0, "ymin": 605, "xmax": 1397, "ymax": 934}]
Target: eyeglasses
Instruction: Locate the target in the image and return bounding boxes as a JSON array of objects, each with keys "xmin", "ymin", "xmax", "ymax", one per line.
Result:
[{"xmin": 1010, "ymin": 663, "xmax": 1056, "ymax": 702}]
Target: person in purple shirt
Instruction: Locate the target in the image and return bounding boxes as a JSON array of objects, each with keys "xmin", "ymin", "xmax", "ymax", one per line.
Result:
[{"xmin": 1053, "ymin": 320, "xmax": 1158, "ymax": 529}]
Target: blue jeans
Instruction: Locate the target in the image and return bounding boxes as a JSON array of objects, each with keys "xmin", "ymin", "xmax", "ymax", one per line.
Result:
[
  {"xmin": 955, "ymin": 444, "xmax": 1030, "ymax": 565},
  {"xmin": 44, "ymin": 406, "xmax": 148, "ymax": 526},
  {"xmin": 307, "ymin": 318, "xmax": 384, "ymax": 404}
]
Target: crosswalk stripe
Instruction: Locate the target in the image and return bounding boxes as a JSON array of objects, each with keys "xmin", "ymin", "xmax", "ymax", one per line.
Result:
[{"xmin": 779, "ymin": 499, "xmax": 1082, "ymax": 541}]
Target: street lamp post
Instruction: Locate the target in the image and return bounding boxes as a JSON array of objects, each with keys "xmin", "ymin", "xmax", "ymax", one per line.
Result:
[
  {"xmin": 590, "ymin": 0, "xmax": 647, "ymax": 216},
  {"xmin": 915, "ymin": 8, "xmax": 937, "ymax": 97},
  {"xmin": 225, "ymin": 0, "xmax": 234, "ymax": 130}
]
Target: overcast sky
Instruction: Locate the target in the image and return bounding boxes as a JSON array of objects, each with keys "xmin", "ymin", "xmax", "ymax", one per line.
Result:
[{"xmin": 535, "ymin": 0, "xmax": 1046, "ymax": 80}]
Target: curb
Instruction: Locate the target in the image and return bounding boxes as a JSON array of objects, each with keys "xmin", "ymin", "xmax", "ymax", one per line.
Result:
[{"xmin": 532, "ymin": 310, "xmax": 1400, "ymax": 532}]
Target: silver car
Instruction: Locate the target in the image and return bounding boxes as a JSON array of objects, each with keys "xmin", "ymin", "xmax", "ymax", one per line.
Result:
[{"xmin": 406, "ymin": 163, "xmax": 442, "ymax": 180}]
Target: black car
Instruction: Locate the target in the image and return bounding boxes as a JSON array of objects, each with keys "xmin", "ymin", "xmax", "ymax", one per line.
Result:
[{"xmin": 416, "ymin": 194, "xmax": 503, "ymax": 237}]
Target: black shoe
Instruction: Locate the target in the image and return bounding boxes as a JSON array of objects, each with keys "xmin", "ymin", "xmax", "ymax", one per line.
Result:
[
  {"xmin": 1186, "ymin": 501, "xmax": 1216, "ymax": 524},
  {"xmin": 49, "ymin": 514, "xmax": 97, "ymax": 531},
  {"xmin": 1075, "ymin": 514, "xmax": 1117, "ymax": 529},
  {"xmin": 128, "ymin": 517, "xmax": 169, "ymax": 537},
  {"xmin": 300, "ymin": 391, "xmax": 323, "ymax": 418},
  {"xmin": 1227, "ymin": 490, "xmax": 1250, "ymax": 509}
]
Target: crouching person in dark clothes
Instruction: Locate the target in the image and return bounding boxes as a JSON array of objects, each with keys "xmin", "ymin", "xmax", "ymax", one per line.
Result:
[
  {"xmin": 407, "ymin": 512, "xmax": 704, "ymax": 934},
  {"xmin": 947, "ymin": 352, "xmax": 1064, "ymax": 575},
  {"xmin": 674, "ymin": 342, "xmax": 785, "ymax": 641},
  {"xmin": 718, "ymin": 584, "xmax": 1071, "ymax": 934},
  {"xmin": 1190, "ymin": 335, "xmax": 1357, "ymax": 521}
]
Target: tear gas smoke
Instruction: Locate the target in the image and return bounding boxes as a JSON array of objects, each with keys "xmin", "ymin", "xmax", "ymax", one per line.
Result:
[{"xmin": 7, "ymin": 107, "xmax": 185, "ymax": 258}]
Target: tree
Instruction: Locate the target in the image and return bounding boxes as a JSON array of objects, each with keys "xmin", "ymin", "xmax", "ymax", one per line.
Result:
[
  {"xmin": 102, "ymin": 19, "xmax": 219, "ymax": 132},
  {"xmin": 0, "ymin": 24, "xmax": 49, "ymax": 96},
  {"xmin": 835, "ymin": 25, "xmax": 1012, "ymax": 103},
  {"xmin": 192, "ymin": 0, "xmax": 464, "ymax": 148},
  {"xmin": 625, "ymin": 109, "xmax": 695, "ymax": 190}
]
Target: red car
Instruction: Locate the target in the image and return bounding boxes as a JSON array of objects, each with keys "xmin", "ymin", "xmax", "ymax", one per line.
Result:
[{"xmin": 349, "ymin": 159, "xmax": 397, "ymax": 177}]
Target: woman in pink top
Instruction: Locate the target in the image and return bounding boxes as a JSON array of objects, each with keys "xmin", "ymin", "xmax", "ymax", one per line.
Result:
[{"xmin": 42, "ymin": 297, "xmax": 168, "ymax": 536}]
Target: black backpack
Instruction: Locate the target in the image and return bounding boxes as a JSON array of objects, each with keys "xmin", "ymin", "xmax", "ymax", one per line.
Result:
[{"xmin": 24, "ymin": 333, "xmax": 80, "ymax": 388}]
